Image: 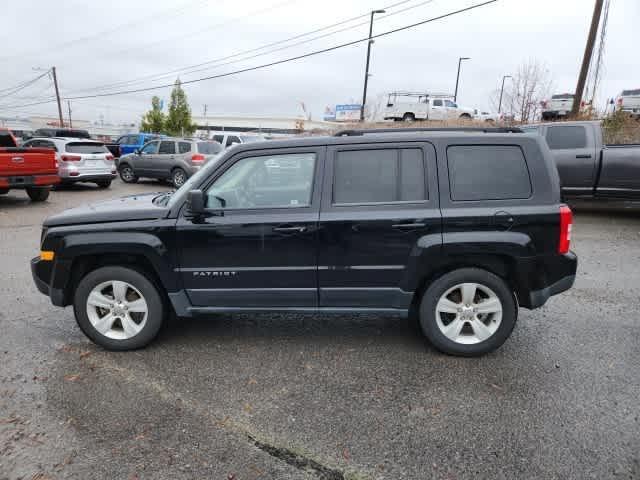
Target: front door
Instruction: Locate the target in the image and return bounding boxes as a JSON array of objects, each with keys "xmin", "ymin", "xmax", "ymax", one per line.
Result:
[
  {"xmin": 136, "ymin": 140, "xmax": 160, "ymax": 176},
  {"xmin": 318, "ymin": 143, "xmax": 441, "ymax": 310},
  {"xmin": 176, "ymin": 147, "xmax": 324, "ymax": 308}
]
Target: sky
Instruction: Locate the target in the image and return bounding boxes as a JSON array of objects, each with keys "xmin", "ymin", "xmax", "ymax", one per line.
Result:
[{"xmin": 0, "ymin": 0, "xmax": 637, "ymax": 125}]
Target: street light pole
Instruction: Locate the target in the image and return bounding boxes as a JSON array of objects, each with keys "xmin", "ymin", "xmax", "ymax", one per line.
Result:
[
  {"xmin": 453, "ymin": 57, "xmax": 470, "ymax": 103},
  {"xmin": 498, "ymin": 75, "xmax": 512, "ymax": 113},
  {"xmin": 360, "ymin": 9, "xmax": 385, "ymax": 122}
]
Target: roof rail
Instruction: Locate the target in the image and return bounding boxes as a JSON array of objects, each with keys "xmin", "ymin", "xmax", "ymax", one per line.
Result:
[{"xmin": 334, "ymin": 127, "xmax": 524, "ymax": 137}]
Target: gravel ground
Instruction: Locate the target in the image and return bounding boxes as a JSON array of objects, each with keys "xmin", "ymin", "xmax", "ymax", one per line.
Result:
[{"xmin": 0, "ymin": 181, "xmax": 638, "ymax": 480}]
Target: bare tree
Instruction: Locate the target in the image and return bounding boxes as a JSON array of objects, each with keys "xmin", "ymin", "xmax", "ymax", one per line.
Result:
[{"xmin": 489, "ymin": 60, "xmax": 553, "ymax": 123}]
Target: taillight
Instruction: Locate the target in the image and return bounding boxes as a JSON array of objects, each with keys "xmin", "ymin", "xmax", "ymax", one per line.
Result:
[
  {"xmin": 558, "ymin": 205, "xmax": 572, "ymax": 254},
  {"xmin": 617, "ymin": 97, "xmax": 623, "ymax": 105},
  {"xmin": 61, "ymin": 154, "xmax": 81, "ymax": 161},
  {"xmin": 191, "ymin": 153, "xmax": 205, "ymax": 163},
  {"xmin": 106, "ymin": 154, "xmax": 114, "ymax": 161}
]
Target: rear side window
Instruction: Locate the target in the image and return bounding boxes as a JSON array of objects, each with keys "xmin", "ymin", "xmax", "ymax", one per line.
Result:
[
  {"xmin": 197, "ymin": 142, "xmax": 222, "ymax": 155},
  {"xmin": 433, "ymin": 100, "xmax": 443, "ymax": 107},
  {"xmin": 333, "ymin": 148, "xmax": 426, "ymax": 204},
  {"xmin": 65, "ymin": 142, "xmax": 108, "ymax": 154},
  {"xmin": 545, "ymin": 126, "xmax": 587, "ymax": 150},
  {"xmin": 159, "ymin": 141, "xmax": 176, "ymax": 154},
  {"xmin": 447, "ymin": 145, "xmax": 531, "ymax": 201},
  {"xmin": 213, "ymin": 135, "xmax": 224, "ymax": 143},
  {"xmin": 178, "ymin": 142, "xmax": 192, "ymax": 154}
]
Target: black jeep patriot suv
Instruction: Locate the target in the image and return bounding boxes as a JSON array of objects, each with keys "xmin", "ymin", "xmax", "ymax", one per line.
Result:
[{"xmin": 31, "ymin": 128, "xmax": 577, "ymax": 356}]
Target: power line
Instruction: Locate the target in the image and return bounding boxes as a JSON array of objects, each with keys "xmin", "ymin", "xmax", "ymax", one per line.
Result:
[
  {"xmin": 0, "ymin": 70, "xmax": 50, "ymax": 98},
  {"xmin": 65, "ymin": 0, "xmax": 419, "ymax": 95},
  {"xmin": 2, "ymin": 1, "xmax": 497, "ymax": 109}
]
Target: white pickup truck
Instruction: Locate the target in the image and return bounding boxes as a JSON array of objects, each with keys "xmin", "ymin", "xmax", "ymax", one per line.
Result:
[
  {"xmin": 616, "ymin": 89, "xmax": 640, "ymax": 117},
  {"xmin": 541, "ymin": 93, "xmax": 575, "ymax": 120},
  {"xmin": 383, "ymin": 92, "xmax": 474, "ymax": 122}
]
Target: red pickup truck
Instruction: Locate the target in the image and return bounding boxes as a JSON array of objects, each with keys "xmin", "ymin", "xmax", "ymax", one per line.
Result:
[{"xmin": 0, "ymin": 129, "xmax": 59, "ymax": 202}]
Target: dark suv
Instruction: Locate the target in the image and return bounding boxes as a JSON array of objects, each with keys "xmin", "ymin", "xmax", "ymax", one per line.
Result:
[{"xmin": 31, "ymin": 128, "xmax": 577, "ymax": 356}]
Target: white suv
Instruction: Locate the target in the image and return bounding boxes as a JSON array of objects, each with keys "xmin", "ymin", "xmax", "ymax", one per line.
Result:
[
  {"xmin": 211, "ymin": 133, "xmax": 265, "ymax": 149},
  {"xmin": 23, "ymin": 137, "xmax": 116, "ymax": 188},
  {"xmin": 383, "ymin": 92, "xmax": 475, "ymax": 122}
]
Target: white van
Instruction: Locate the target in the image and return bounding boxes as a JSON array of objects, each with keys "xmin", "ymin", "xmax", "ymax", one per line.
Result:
[{"xmin": 383, "ymin": 92, "xmax": 474, "ymax": 122}]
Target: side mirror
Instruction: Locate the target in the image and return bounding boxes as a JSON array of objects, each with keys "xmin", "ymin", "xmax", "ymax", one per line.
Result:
[{"xmin": 187, "ymin": 189, "xmax": 205, "ymax": 214}]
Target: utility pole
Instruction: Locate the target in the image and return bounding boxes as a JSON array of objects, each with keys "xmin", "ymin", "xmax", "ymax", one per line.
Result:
[
  {"xmin": 572, "ymin": 0, "xmax": 604, "ymax": 116},
  {"xmin": 203, "ymin": 104, "xmax": 208, "ymax": 138},
  {"xmin": 51, "ymin": 66, "xmax": 64, "ymax": 127},
  {"xmin": 453, "ymin": 57, "xmax": 470, "ymax": 103},
  {"xmin": 360, "ymin": 9, "xmax": 385, "ymax": 122},
  {"xmin": 498, "ymin": 75, "xmax": 512, "ymax": 113},
  {"xmin": 67, "ymin": 100, "xmax": 72, "ymax": 128}
]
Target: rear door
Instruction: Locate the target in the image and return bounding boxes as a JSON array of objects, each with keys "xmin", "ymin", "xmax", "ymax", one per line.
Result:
[
  {"xmin": 318, "ymin": 142, "xmax": 440, "ymax": 311},
  {"xmin": 543, "ymin": 124, "xmax": 596, "ymax": 195}
]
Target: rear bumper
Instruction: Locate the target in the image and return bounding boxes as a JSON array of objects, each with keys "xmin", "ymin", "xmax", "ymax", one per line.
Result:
[
  {"xmin": 521, "ymin": 252, "xmax": 577, "ymax": 309},
  {"xmin": 0, "ymin": 174, "xmax": 60, "ymax": 190},
  {"xmin": 60, "ymin": 173, "xmax": 117, "ymax": 183}
]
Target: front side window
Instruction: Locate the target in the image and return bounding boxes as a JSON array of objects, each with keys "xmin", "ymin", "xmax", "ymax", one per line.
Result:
[
  {"xmin": 140, "ymin": 141, "xmax": 159, "ymax": 154},
  {"xmin": 226, "ymin": 136, "xmax": 240, "ymax": 147},
  {"xmin": 333, "ymin": 148, "xmax": 426, "ymax": 204},
  {"xmin": 205, "ymin": 153, "xmax": 316, "ymax": 209},
  {"xmin": 545, "ymin": 126, "xmax": 587, "ymax": 150},
  {"xmin": 159, "ymin": 141, "xmax": 176, "ymax": 154},
  {"xmin": 447, "ymin": 145, "xmax": 532, "ymax": 201},
  {"xmin": 445, "ymin": 100, "xmax": 457, "ymax": 108}
]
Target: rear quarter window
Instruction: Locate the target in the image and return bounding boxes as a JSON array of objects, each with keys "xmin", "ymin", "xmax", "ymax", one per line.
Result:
[{"xmin": 447, "ymin": 145, "xmax": 532, "ymax": 201}]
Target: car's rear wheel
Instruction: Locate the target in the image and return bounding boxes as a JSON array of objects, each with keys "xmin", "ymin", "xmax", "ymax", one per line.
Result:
[
  {"xmin": 119, "ymin": 164, "xmax": 138, "ymax": 183},
  {"xmin": 419, "ymin": 268, "xmax": 517, "ymax": 356},
  {"xmin": 73, "ymin": 266, "xmax": 165, "ymax": 350},
  {"xmin": 402, "ymin": 112, "xmax": 415, "ymax": 122},
  {"xmin": 26, "ymin": 187, "xmax": 50, "ymax": 202},
  {"xmin": 96, "ymin": 180, "xmax": 112, "ymax": 188},
  {"xmin": 171, "ymin": 168, "xmax": 187, "ymax": 188}
]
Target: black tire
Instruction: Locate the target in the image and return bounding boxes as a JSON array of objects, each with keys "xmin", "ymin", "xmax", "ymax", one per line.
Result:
[
  {"xmin": 26, "ymin": 187, "xmax": 50, "ymax": 202},
  {"xmin": 419, "ymin": 268, "xmax": 517, "ymax": 356},
  {"xmin": 171, "ymin": 167, "xmax": 187, "ymax": 188},
  {"xmin": 402, "ymin": 112, "xmax": 415, "ymax": 122},
  {"xmin": 96, "ymin": 180, "xmax": 112, "ymax": 189},
  {"xmin": 119, "ymin": 164, "xmax": 138, "ymax": 183},
  {"xmin": 73, "ymin": 266, "xmax": 165, "ymax": 350}
]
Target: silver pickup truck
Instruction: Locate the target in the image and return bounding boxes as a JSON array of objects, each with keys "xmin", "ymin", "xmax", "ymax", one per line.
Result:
[{"xmin": 522, "ymin": 121, "xmax": 640, "ymax": 200}]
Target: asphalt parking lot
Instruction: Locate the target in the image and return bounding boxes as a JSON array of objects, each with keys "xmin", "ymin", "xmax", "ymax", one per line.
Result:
[{"xmin": 1, "ymin": 180, "xmax": 638, "ymax": 480}]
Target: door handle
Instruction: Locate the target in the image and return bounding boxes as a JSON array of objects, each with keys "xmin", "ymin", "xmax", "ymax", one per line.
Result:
[
  {"xmin": 576, "ymin": 154, "xmax": 592, "ymax": 159},
  {"xmin": 273, "ymin": 225, "xmax": 307, "ymax": 233},
  {"xmin": 392, "ymin": 222, "xmax": 427, "ymax": 230}
]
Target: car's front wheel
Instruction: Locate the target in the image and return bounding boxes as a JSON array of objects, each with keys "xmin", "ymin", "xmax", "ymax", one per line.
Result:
[
  {"xmin": 73, "ymin": 266, "xmax": 165, "ymax": 350},
  {"xmin": 419, "ymin": 268, "xmax": 517, "ymax": 356},
  {"xmin": 119, "ymin": 164, "xmax": 138, "ymax": 183}
]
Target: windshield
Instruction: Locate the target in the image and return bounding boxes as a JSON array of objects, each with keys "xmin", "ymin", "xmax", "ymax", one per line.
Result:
[
  {"xmin": 66, "ymin": 142, "xmax": 109, "ymax": 154},
  {"xmin": 166, "ymin": 154, "xmax": 224, "ymax": 208}
]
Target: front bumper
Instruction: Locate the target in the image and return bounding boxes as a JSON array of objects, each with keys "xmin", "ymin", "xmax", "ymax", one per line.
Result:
[{"xmin": 31, "ymin": 256, "xmax": 65, "ymax": 306}]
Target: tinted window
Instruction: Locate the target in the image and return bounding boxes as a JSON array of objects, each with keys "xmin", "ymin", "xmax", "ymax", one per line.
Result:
[
  {"xmin": 622, "ymin": 89, "xmax": 640, "ymax": 96},
  {"xmin": 226, "ymin": 136, "xmax": 240, "ymax": 147},
  {"xmin": 197, "ymin": 142, "xmax": 221, "ymax": 155},
  {"xmin": 65, "ymin": 142, "xmax": 108, "ymax": 154},
  {"xmin": 333, "ymin": 148, "xmax": 426, "ymax": 204},
  {"xmin": 158, "ymin": 141, "xmax": 176, "ymax": 154},
  {"xmin": 140, "ymin": 141, "xmax": 159, "ymax": 154},
  {"xmin": 433, "ymin": 100, "xmax": 443, "ymax": 107},
  {"xmin": 178, "ymin": 142, "xmax": 192, "ymax": 154},
  {"xmin": 206, "ymin": 153, "xmax": 316, "ymax": 209},
  {"xmin": 552, "ymin": 94, "xmax": 574, "ymax": 99},
  {"xmin": 213, "ymin": 135, "xmax": 224, "ymax": 143},
  {"xmin": 447, "ymin": 145, "xmax": 531, "ymax": 201},
  {"xmin": 545, "ymin": 126, "xmax": 587, "ymax": 150}
]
